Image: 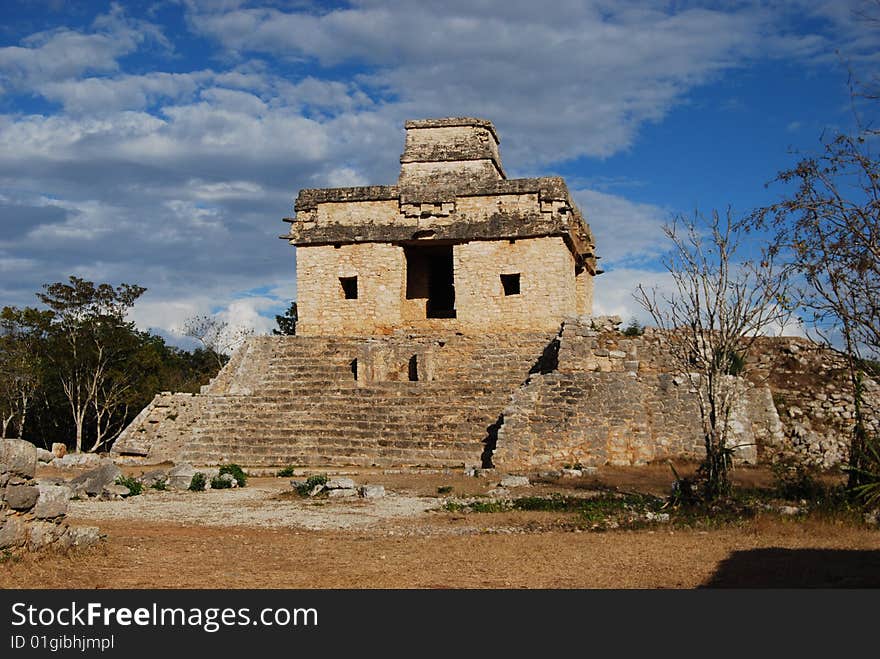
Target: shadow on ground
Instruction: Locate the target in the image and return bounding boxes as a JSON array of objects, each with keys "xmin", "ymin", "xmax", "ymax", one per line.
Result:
[{"xmin": 702, "ymin": 548, "xmax": 880, "ymax": 588}]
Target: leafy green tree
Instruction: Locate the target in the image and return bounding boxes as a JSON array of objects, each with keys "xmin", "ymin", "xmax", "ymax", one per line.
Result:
[{"xmin": 273, "ymin": 301, "xmax": 298, "ymax": 336}]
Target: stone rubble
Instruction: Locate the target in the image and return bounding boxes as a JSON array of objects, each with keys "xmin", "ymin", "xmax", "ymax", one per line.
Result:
[{"xmin": 0, "ymin": 439, "xmax": 100, "ymax": 552}]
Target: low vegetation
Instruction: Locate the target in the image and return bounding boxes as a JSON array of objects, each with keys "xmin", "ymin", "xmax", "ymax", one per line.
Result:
[
  {"xmin": 294, "ymin": 474, "xmax": 328, "ymax": 496},
  {"xmin": 188, "ymin": 472, "xmax": 206, "ymax": 492},
  {"xmin": 115, "ymin": 475, "xmax": 142, "ymax": 497},
  {"xmin": 219, "ymin": 463, "xmax": 247, "ymax": 487}
]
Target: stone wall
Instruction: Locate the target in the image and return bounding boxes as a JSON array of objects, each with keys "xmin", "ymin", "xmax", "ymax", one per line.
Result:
[
  {"xmin": 746, "ymin": 338, "xmax": 880, "ymax": 468},
  {"xmin": 296, "ymin": 236, "xmax": 581, "ymax": 335},
  {"xmin": 0, "ymin": 439, "xmax": 99, "ymax": 552},
  {"xmin": 114, "ymin": 318, "xmax": 869, "ymax": 472},
  {"xmin": 112, "ymin": 393, "xmax": 206, "ymax": 461},
  {"xmin": 297, "ymin": 242, "xmax": 404, "ymax": 335},
  {"xmin": 491, "ymin": 320, "xmax": 780, "ymax": 469},
  {"xmin": 454, "ymin": 237, "xmax": 578, "ymax": 331}
]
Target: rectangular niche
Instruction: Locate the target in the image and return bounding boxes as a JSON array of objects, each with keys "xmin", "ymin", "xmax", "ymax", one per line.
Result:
[
  {"xmin": 500, "ymin": 273, "xmax": 520, "ymax": 296},
  {"xmin": 340, "ymin": 276, "xmax": 358, "ymax": 299}
]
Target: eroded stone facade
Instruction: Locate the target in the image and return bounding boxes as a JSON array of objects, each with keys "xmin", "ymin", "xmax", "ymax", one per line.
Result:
[
  {"xmin": 114, "ymin": 117, "xmax": 873, "ymax": 473},
  {"xmin": 285, "ymin": 117, "xmax": 596, "ymax": 335}
]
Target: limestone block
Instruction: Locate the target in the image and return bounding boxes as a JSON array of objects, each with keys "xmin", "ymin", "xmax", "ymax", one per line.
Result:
[
  {"xmin": 52, "ymin": 453, "xmax": 104, "ymax": 470},
  {"xmin": 328, "ymin": 488, "xmax": 357, "ymax": 498},
  {"xmin": 4, "ymin": 482, "xmax": 39, "ymax": 510},
  {"xmin": 26, "ymin": 521, "xmax": 65, "ymax": 551},
  {"xmin": 0, "ymin": 515, "xmax": 26, "ymax": 549},
  {"xmin": 69, "ymin": 462, "xmax": 122, "ymax": 497},
  {"xmin": 359, "ymin": 485, "xmax": 385, "ymax": 498},
  {"xmin": 36, "ymin": 448, "xmax": 55, "ymax": 463},
  {"xmin": 0, "ymin": 439, "xmax": 37, "ymax": 478},
  {"xmin": 33, "ymin": 484, "xmax": 72, "ymax": 519},
  {"xmin": 101, "ymin": 484, "xmax": 131, "ymax": 499},
  {"xmin": 166, "ymin": 464, "xmax": 197, "ymax": 490},
  {"xmin": 61, "ymin": 526, "xmax": 101, "ymax": 549},
  {"xmin": 499, "ymin": 475, "xmax": 530, "ymax": 488},
  {"xmin": 326, "ymin": 477, "xmax": 357, "ymax": 489}
]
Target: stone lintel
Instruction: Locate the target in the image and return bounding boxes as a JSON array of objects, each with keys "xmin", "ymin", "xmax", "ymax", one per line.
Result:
[{"xmin": 293, "ymin": 177, "xmax": 571, "ymax": 212}]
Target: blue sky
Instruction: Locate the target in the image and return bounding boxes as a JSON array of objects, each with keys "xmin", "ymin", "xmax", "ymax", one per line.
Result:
[{"xmin": 1, "ymin": 0, "xmax": 877, "ymax": 341}]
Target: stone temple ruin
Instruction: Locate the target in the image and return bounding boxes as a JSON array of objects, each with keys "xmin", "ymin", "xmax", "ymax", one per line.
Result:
[{"xmin": 113, "ymin": 117, "xmax": 876, "ymax": 471}]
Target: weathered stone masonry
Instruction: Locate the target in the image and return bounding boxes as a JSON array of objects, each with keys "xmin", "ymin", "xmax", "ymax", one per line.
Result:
[
  {"xmin": 287, "ymin": 117, "xmax": 596, "ymax": 335},
  {"xmin": 113, "ymin": 117, "xmax": 874, "ymax": 471}
]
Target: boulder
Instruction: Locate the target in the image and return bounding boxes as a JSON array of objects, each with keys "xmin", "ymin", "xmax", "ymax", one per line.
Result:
[
  {"xmin": 359, "ymin": 484, "xmax": 385, "ymax": 499},
  {"xmin": 166, "ymin": 464, "xmax": 197, "ymax": 490},
  {"xmin": 4, "ymin": 482, "xmax": 40, "ymax": 511},
  {"xmin": 138, "ymin": 469, "xmax": 169, "ymax": 488},
  {"xmin": 26, "ymin": 521, "xmax": 65, "ymax": 551},
  {"xmin": 0, "ymin": 515, "xmax": 27, "ymax": 549},
  {"xmin": 69, "ymin": 462, "xmax": 122, "ymax": 497},
  {"xmin": 326, "ymin": 477, "xmax": 357, "ymax": 490},
  {"xmin": 33, "ymin": 484, "xmax": 72, "ymax": 519},
  {"xmin": 52, "ymin": 453, "xmax": 104, "ymax": 470},
  {"xmin": 36, "ymin": 448, "xmax": 55, "ymax": 463},
  {"xmin": 101, "ymin": 484, "xmax": 131, "ymax": 499},
  {"xmin": 0, "ymin": 439, "xmax": 37, "ymax": 478},
  {"xmin": 328, "ymin": 488, "xmax": 357, "ymax": 498},
  {"xmin": 500, "ymin": 475, "xmax": 530, "ymax": 488},
  {"xmin": 51, "ymin": 443, "xmax": 67, "ymax": 459},
  {"xmin": 62, "ymin": 526, "xmax": 101, "ymax": 549}
]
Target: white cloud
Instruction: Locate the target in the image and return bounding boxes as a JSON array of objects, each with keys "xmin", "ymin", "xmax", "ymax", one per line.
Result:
[
  {"xmin": 593, "ymin": 266, "xmax": 672, "ymax": 324},
  {"xmin": 1, "ymin": 0, "xmax": 876, "ymax": 342},
  {"xmin": 574, "ymin": 189, "xmax": 670, "ymax": 266},
  {"xmin": 0, "ymin": 4, "xmax": 166, "ymax": 90},
  {"xmin": 38, "ymin": 72, "xmax": 209, "ymax": 114}
]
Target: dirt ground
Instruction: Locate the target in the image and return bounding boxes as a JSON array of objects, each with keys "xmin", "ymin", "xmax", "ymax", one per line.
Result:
[{"xmin": 2, "ymin": 463, "xmax": 879, "ymax": 588}]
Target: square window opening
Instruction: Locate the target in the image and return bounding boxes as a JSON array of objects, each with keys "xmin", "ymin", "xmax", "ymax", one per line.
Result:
[
  {"xmin": 501, "ymin": 273, "xmax": 521, "ymax": 296},
  {"xmin": 340, "ymin": 276, "xmax": 358, "ymax": 299}
]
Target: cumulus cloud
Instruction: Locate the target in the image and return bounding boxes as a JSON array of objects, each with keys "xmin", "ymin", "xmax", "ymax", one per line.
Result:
[
  {"xmin": 0, "ymin": 4, "xmax": 167, "ymax": 91},
  {"xmin": 575, "ymin": 189, "xmax": 670, "ymax": 266},
  {"xmin": 0, "ymin": 1, "xmax": 875, "ymax": 341}
]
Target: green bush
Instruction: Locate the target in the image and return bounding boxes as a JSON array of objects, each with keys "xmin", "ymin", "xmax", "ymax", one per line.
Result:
[
  {"xmin": 211, "ymin": 475, "xmax": 233, "ymax": 489},
  {"xmin": 771, "ymin": 455, "xmax": 826, "ymax": 501},
  {"xmin": 219, "ymin": 463, "xmax": 247, "ymax": 487},
  {"xmin": 622, "ymin": 319, "xmax": 644, "ymax": 337},
  {"xmin": 296, "ymin": 473, "xmax": 328, "ymax": 496},
  {"xmin": 188, "ymin": 472, "xmax": 206, "ymax": 492},
  {"xmin": 115, "ymin": 475, "xmax": 142, "ymax": 497},
  {"xmin": 150, "ymin": 479, "xmax": 167, "ymax": 491},
  {"xmin": 277, "ymin": 465, "xmax": 297, "ymax": 477}
]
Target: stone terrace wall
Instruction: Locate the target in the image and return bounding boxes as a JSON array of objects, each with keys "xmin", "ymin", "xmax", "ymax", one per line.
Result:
[
  {"xmin": 114, "ymin": 319, "xmax": 866, "ymax": 472},
  {"xmin": 746, "ymin": 337, "xmax": 880, "ymax": 468},
  {"xmin": 491, "ymin": 320, "xmax": 783, "ymax": 470}
]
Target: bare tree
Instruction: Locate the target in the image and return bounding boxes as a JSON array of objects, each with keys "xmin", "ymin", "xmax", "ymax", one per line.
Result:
[
  {"xmin": 750, "ymin": 101, "xmax": 879, "ymax": 489},
  {"xmin": 38, "ymin": 277, "xmax": 146, "ymax": 453},
  {"xmin": 182, "ymin": 314, "xmax": 254, "ymax": 369},
  {"xmin": 635, "ymin": 209, "xmax": 790, "ymax": 499},
  {"xmin": 0, "ymin": 306, "xmax": 51, "ymax": 438}
]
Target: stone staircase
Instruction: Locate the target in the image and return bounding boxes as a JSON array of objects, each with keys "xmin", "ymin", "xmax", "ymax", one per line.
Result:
[{"xmin": 117, "ymin": 331, "xmax": 559, "ymax": 467}]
